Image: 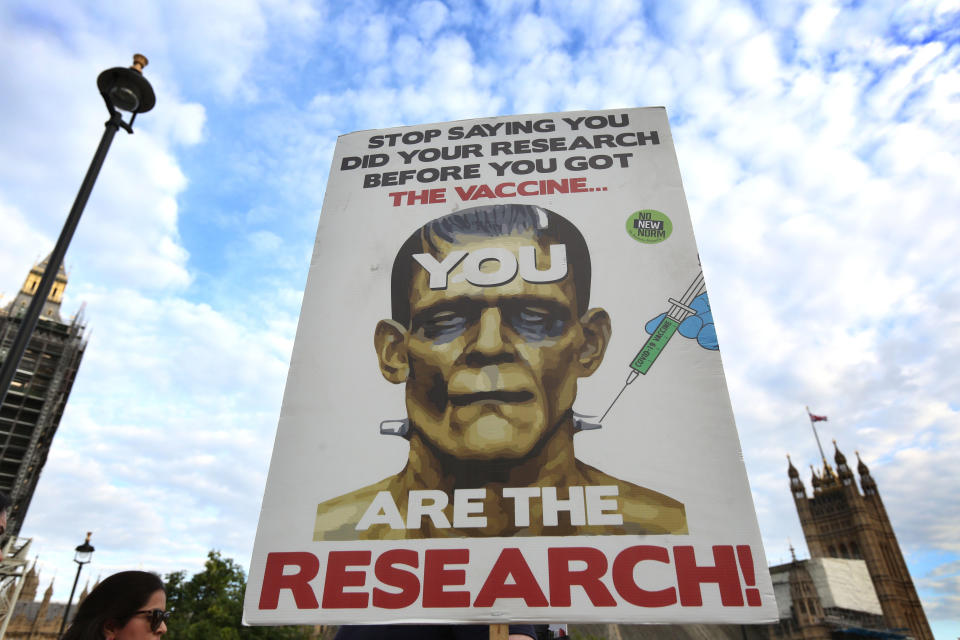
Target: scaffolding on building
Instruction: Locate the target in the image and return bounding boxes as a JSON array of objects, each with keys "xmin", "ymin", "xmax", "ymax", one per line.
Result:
[{"xmin": 0, "ymin": 537, "xmax": 33, "ymax": 640}]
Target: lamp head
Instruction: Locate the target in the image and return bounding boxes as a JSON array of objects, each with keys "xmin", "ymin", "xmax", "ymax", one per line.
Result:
[
  {"xmin": 97, "ymin": 54, "xmax": 156, "ymax": 115},
  {"xmin": 74, "ymin": 531, "xmax": 95, "ymax": 565}
]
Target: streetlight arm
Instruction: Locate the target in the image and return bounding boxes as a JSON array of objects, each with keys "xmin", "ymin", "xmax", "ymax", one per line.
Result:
[
  {"xmin": 0, "ymin": 111, "xmax": 123, "ymax": 408},
  {"xmin": 58, "ymin": 561, "xmax": 84, "ymax": 639},
  {"xmin": 58, "ymin": 533, "xmax": 94, "ymax": 639},
  {"xmin": 99, "ymin": 95, "xmax": 139, "ymax": 134}
]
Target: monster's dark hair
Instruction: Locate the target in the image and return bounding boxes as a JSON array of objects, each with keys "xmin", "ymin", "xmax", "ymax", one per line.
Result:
[{"xmin": 390, "ymin": 204, "xmax": 591, "ymax": 327}]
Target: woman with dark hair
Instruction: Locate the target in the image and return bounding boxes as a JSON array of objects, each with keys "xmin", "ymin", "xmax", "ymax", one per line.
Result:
[{"xmin": 62, "ymin": 570, "xmax": 169, "ymax": 640}]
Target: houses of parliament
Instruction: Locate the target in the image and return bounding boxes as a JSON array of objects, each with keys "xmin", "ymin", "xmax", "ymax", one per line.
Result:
[{"xmin": 770, "ymin": 442, "xmax": 933, "ymax": 639}]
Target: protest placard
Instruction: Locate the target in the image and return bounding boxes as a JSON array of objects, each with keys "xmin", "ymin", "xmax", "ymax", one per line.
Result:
[{"xmin": 244, "ymin": 107, "xmax": 776, "ymax": 625}]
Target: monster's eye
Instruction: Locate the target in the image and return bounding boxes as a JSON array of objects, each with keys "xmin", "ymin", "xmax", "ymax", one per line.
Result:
[
  {"xmin": 519, "ymin": 306, "xmax": 551, "ymax": 323},
  {"xmin": 413, "ymin": 306, "xmax": 478, "ymax": 342},
  {"xmin": 505, "ymin": 302, "xmax": 569, "ymax": 340}
]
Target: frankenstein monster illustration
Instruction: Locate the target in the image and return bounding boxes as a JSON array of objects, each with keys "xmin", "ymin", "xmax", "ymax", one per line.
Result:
[{"xmin": 314, "ymin": 204, "xmax": 686, "ymax": 540}]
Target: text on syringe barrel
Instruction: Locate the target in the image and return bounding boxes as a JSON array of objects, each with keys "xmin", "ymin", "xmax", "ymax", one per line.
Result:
[{"xmin": 630, "ymin": 316, "xmax": 680, "ymax": 374}]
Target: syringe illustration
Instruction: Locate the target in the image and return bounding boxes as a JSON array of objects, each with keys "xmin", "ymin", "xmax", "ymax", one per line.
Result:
[{"xmin": 598, "ymin": 270, "xmax": 706, "ymax": 422}]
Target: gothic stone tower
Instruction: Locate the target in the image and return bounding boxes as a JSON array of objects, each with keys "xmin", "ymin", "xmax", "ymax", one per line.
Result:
[
  {"xmin": 0, "ymin": 257, "xmax": 87, "ymax": 536},
  {"xmin": 787, "ymin": 444, "xmax": 932, "ymax": 640}
]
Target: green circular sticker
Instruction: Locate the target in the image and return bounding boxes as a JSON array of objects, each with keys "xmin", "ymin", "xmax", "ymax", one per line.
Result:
[{"xmin": 626, "ymin": 210, "xmax": 672, "ymax": 244}]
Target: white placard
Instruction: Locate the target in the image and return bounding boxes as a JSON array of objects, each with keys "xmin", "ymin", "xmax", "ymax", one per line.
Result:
[{"xmin": 244, "ymin": 107, "xmax": 776, "ymax": 625}]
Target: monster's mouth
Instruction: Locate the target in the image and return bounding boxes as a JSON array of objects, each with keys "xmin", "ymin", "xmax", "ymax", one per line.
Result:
[{"xmin": 449, "ymin": 390, "xmax": 534, "ymax": 406}]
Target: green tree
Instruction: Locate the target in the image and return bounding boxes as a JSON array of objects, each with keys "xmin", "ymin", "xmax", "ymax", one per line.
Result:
[{"xmin": 164, "ymin": 550, "xmax": 316, "ymax": 640}]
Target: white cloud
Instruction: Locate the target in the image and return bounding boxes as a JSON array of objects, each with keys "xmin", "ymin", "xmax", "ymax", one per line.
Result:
[
  {"xmin": 309, "ymin": 31, "xmax": 503, "ymax": 126},
  {"xmin": 25, "ymin": 285, "xmax": 296, "ymax": 579},
  {"xmin": 149, "ymin": 94, "xmax": 207, "ymax": 146},
  {"xmin": 410, "ymin": 0, "xmax": 450, "ymax": 40},
  {"xmin": 162, "ymin": 0, "xmax": 269, "ymax": 100},
  {"xmin": 0, "ymin": 201, "xmax": 52, "ymax": 305},
  {"xmin": 730, "ymin": 33, "xmax": 782, "ymax": 91},
  {"xmin": 796, "ymin": 1, "xmax": 841, "ymax": 52},
  {"xmin": 263, "ymin": 0, "xmax": 324, "ymax": 39},
  {"xmin": 248, "ymin": 229, "xmax": 284, "ymax": 252},
  {"xmin": 508, "ymin": 13, "xmax": 566, "ymax": 59}
]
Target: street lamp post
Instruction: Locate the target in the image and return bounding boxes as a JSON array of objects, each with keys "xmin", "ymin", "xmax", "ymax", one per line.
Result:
[
  {"xmin": 0, "ymin": 55, "xmax": 156, "ymax": 407},
  {"xmin": 57, "ymin": 532, "xmax": 95, "ymax": 638}
]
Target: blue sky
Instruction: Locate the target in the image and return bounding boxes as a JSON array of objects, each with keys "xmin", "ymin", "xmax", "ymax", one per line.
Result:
[{"xmin": 1, "ymin": 0, "xmax": 959, "ymax": 636}]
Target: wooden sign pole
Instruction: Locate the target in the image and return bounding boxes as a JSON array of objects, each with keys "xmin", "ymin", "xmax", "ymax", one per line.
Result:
[{"xmin": 489, "ymin": 623, "xmax": 510, "ymax": 640}]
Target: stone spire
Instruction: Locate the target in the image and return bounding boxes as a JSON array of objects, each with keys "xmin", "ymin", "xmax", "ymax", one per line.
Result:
[
  {"xmin": 787, "ymin": 454, "xmax": 806, "ymax": 498},
  {"xmin": 834, "ymin": 440, "xmax": 854, "ymax": 485},
  {"xmin": 19, "ymin": 558, "xmax": 39, "ymax": 602},
  {"xmin": 856, "ymin": 451, "xmax": 877, "ymax": 495}
]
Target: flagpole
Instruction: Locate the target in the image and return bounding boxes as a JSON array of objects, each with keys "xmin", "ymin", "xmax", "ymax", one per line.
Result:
[{"xmin": 806, "ymin": 406, "xmax": 829, "ymax": 469}]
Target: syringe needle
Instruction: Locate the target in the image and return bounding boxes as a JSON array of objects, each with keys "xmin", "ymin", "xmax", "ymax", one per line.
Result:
[{"xmin": 599, "ymin": 380, "xmax": 630, "ymax": 423}]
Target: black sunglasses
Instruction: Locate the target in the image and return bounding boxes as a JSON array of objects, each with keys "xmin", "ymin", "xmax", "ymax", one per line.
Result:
[{"xmin": 134, "ymin": 609, "xmax": 171, "ymax": 632}]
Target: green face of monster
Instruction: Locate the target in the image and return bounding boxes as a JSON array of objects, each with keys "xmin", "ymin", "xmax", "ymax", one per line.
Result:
[{"xmin": 375, "ymin": 231, "xmax": 610, "ymax": 462}]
